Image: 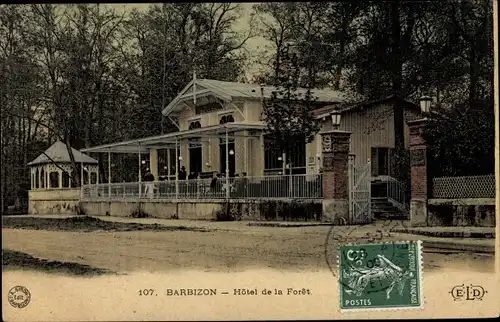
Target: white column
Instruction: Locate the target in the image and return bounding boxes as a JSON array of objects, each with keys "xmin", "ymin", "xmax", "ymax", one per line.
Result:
[
  {"xmin": 282, "ymin": 152, "xmax": 286, "ymax": 175},
  {"xmin": 80, "ymin": 162, "xmax": 84, "ymax": 199},
  {"xmin": 244, "ymin": 131, "xmax": 248, "ymax": 174},
  {"xmin": 68, "ymin": 169, "xmax": 72, "ymax": 188},
  {"xmin": 39, "ymin": 167, "xmax": 43, "ymax": 189},
  {"xmin": 167, "ymin": 148, "xmax": 171, "ymax": 181},
  {"xmin": 138, "ymin": 143, "xmax": 142, "ymax": 199},
  {"xmin": 108, "ymin": 149, "xmax": 111, "ymax": 198},
  {"xmin": 175, "ymin": 139, "xmax": 179, "ymax": 199},
  {"xmin": 225, "ymin": 128, "xmax": 229, "ymax": 199},
  {"xmin": 46, "ymin": 166, "xmax": 50, "ymax": 189},
  {"xmin": 58, "ymin": 170, "xmax": 62, "ymax": 188}
]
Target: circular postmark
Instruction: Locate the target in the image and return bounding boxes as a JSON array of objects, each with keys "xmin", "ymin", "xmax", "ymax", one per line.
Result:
[
  {"xmin": 8, "ymin": 286, "xmax": 31, "ymax": 309},
  {"xmin": 324, "ymin": 219, "xmax": 411, "ymax": 290}
]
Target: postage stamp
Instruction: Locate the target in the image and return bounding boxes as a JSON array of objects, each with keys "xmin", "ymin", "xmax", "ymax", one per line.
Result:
[{"xmin": 338, "ymin": 241, "xmax": 423, "ymax": 311}]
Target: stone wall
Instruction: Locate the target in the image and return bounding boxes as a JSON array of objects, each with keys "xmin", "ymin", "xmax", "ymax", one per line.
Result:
[
  {"xmin": 28, "ymin": 188, "xmax": 81, "ymax": 215},
  {"xmin": 80, "ymin": 199, "xmax": 323, "ymax": 221},
  {"xmin": 427, "ymin": 199, "xmax": 495, "ymax": 227}
]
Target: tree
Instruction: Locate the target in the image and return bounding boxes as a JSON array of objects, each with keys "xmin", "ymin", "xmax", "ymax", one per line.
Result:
[
  {"xmin": 120, "ymin": 3, "xmax": 251, "ymax": 140},
  {"xmin": 262, "ymin": 45, "xmax": 320, "ymax": 167},
  {"xmin": 424, "ymin": 99, "xmax": 494, "ymax": 177}
]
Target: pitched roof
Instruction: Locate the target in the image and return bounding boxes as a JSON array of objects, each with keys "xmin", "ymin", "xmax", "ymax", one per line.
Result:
[
  {"xmin": 27, "ymin": 140, "xmax": 98, "ymax": 166},
  {"xmin": 196, "ymin": 79, "xmax": 346, "ymax": 102},
  {"xmin": 162, "ymin": 78, "xmax": 347, "ymax": 116},
  {"xmin": 313, "ymin": 95, "xmax": 421, "ymax": 119}
]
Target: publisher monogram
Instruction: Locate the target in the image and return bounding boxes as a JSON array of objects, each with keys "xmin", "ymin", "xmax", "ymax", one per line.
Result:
[{"xmin": 449, "ymin": 284, "xmax": 487, "ymax": 301}]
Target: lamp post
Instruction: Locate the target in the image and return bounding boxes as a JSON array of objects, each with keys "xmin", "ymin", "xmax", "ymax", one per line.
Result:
[
  {"xmin": 331, "ymin": 111, "xmax": 342, "ymax": 129},
  {"xmin": 419, "ymin": 95, "xmax": 432, "ymax": 114}
]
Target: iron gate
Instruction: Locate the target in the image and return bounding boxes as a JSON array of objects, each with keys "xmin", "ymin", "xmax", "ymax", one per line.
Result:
[{"xmin": 348, "ymin": 158, "xmax": 372, "ymax": 224}]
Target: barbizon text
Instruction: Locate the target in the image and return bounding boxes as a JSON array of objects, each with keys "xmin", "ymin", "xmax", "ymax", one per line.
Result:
[{"xmin": 166, "ymin": 289, "xmax": 217, "ymax": 296}]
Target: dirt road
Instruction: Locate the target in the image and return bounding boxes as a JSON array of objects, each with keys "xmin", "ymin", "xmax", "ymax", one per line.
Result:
[{"xmin": 2, "ymin": 221, "xmax": 494, "ymax": 274}]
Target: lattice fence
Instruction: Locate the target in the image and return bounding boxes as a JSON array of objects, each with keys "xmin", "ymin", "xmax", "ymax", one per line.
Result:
[{"xmin": 432, "ymin": 174, "xmax": 495, "ymax": 199}]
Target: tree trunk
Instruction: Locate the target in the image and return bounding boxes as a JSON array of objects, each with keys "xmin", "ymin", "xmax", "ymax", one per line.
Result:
[
  {"xmin": 390, "ymin": 1, "xmax": 405, "ymax": 183},
  {"xmin": 468, "ymin": 46, "xmax": 478, "ymax": 108},
  {"xmin": 333, "ymin": 22, "xmax": 348, "ymax": 90}
]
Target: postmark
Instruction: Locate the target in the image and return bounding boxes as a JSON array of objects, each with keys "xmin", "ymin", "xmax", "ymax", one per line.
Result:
[
  {"xmin": 338, "ymin": 241, "xmax": 423, "ymax": 311},
  {"xmin": 324, "ymin": 219, "xmax": 411, "ymax": 278},
  {"xmin": 8, "ymin": 285, "xmax": 31, "ymax": 309}
]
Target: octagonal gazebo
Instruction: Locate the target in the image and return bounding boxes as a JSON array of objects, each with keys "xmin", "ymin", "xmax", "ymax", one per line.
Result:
[{"xmin": 27, "ymin": 140, "xmax": 99, "ymax": 190}]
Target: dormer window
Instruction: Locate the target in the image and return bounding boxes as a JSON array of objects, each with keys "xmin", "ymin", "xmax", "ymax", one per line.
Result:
[
  {"xmin": 189, "ymin": 120, "xmax": 201, "ymax": 130},
  {"xmin": 219, "ymin": 114, "xmax": 235, "ymax": 124}
]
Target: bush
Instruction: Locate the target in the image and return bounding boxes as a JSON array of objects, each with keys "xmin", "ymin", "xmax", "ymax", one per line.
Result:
[
  {"xmin": 215, "ymin": 203, "xmax": 242, "ymax": 221},
  {"xmin": 259, "ymin": 200, "xmax": 322, "ymax": 221},
  {"xmin": 130, "ymin": 207, "xmax": 149, "ymax": 218}
]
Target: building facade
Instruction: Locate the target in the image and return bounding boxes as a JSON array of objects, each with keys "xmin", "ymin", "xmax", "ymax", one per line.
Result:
[{"xmin": 81, "ymin": 79, "xmax": 421, "ymax": 184}]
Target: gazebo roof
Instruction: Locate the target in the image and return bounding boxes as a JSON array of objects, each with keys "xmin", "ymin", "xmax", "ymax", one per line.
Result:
[{"xmin": 27, "ymin": 140, "xmax": 98, "ymax": 166}]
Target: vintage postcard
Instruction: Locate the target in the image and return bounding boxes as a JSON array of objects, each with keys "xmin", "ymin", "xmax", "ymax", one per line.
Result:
[{"xmin": 2, "ymin": 1, "xmax": 499, "ymax": 321}]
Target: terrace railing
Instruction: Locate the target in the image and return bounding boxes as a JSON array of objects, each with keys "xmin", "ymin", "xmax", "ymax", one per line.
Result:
[
  {"xmin": 81, "ymin": 174, "xmax": 323, "ymax": 201},
  {"xmin": 386, "ymin": 177, "xmax": 409, "ymax": 210}
]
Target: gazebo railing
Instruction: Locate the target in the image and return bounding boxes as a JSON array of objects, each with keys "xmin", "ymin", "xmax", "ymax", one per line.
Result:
[{"xmin": 81, "ymin": 174, "xmax": 323, "ymax": 201}]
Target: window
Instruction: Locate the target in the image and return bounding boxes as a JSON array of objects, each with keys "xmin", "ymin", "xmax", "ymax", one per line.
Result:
[
  {"xmin": 289, "ymin": 138, "xmax": 306, "ymax": 169},
  {"xmin": 35, "ymin": 169, "xmax": 39, "ymax": 189},
  {"xmin": 264, "ymin": 135, "xmax": 306, "ymax": 174},
  {"xmin": 90, "ymin": 172, "xmax": 97, "ymax": 184},
  {"xmin": 264, "ymin": 135, "xmax": 282, "ymax": 170},
  {"xmin": 189, "ymin": 138, "xmax": 202, "ymax": 176},
  {"xmin": 62, "ymin": 172, "xmax": 70, "ymax": 188},
  {"xmin": 50, "ymin": 172, "xmax": 59, "ymax": 188},
  {"xmin": 219, "ymin": 114, "xmax": 235, "ymax": 125},
  {"xmin": 40, "ymin": 169, "xmax": 45, "ymax": 188},
  {"xmin": 219, "ymin": 141, "xmax": 235, "ymax": 177},
  {"xmin": 189, "ymin": 121, "xmax": 201, "ymax": 130},
  {"xmin": 371, "ymin": 147, "xmax": 390, "ymax": 176}
]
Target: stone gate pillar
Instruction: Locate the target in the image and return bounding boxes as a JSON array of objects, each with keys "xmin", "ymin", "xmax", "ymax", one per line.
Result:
[
  {"xmin": 320, "ymin": 130, "xmax": 351, "ymax": 223},
  {"xmin": 408, "ymin": 118, "xmax": 431, "ymax": 227}
]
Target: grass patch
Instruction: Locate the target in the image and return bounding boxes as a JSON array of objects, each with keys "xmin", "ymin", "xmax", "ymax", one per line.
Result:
[
  {"xmin": 2, "ymin": 249, "xmax": 114, "ymax": 276},
  {"xmin": 2, "ymin": 216, "xmax": 209, "ymax": 233}
]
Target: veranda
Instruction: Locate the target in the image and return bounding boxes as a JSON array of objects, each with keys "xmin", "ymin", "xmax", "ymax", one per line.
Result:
[{"xmin": 80, "ymin": 122, "xmax": 323, "ymax": 202}]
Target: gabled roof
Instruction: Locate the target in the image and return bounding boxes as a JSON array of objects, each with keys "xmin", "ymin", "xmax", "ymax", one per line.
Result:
[
  {"xmin": 313, "ymin": 95, "xmax": 421, "ymax": 119},
  {"xmin": 27, "ymin": 140, "xmax": 98, "ymax": 166},
  {"xmin": 162, "ymin": 79, "xmax": 347, "ymax": 117}
]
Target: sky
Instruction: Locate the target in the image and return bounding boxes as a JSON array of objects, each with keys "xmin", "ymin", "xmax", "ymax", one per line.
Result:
[{"xmin": 106, "ymin": 3, "xmax": 271, "ymax": 80}]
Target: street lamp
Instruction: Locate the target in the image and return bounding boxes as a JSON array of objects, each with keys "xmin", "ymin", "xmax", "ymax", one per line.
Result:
[
  {"xmin": 331, "ymin": 112, "xmax": 341, "ymax": 128},
  {"xmin": 419, "ymin": 95, "xmax": 432, "ymax": 113},
  {"xmin": 178, "ymin": 156, "xmax": 183, "ymax": 161},
  {"xmin": 229, "ymin": 149, "xmax": 234, "ymax": 156},
  {"xmin": 141, "ymin": 160, "xmax": 146, "ymax": 165}
]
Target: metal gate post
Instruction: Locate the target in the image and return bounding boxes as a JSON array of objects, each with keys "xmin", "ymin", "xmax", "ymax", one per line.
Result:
[{"xmin": 348, "ymin": 156, "xmax": 353, "ymax": 224}]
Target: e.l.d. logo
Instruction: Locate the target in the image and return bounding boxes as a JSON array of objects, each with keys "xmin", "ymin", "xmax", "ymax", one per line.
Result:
[{"xmin": 449, "ymin": 284, "xmax": 487, "ymax": 301}]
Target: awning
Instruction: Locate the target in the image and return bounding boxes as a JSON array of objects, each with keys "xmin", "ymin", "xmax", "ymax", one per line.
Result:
[{"xmin": 80, "ymin": 122, "xmax": 266, "ymax": 154}]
